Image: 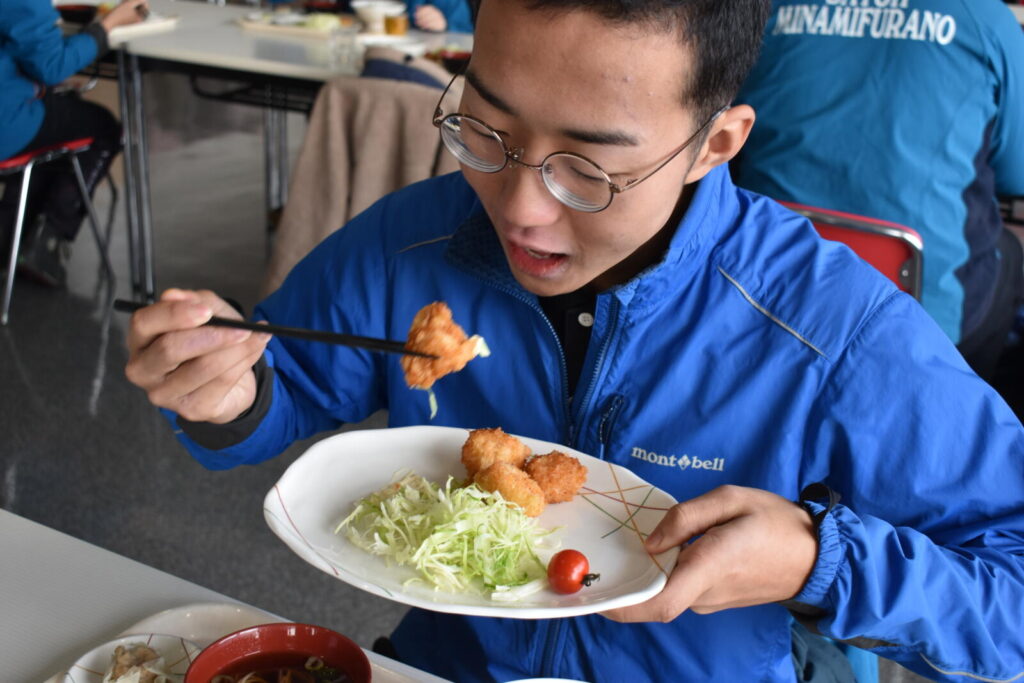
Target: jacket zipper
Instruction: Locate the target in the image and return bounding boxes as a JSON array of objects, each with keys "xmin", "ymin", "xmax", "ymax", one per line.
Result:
[
  {"xmin": 540, "ymin": 299, "xmax": 622, "ymax": 678},
  {"xmin": 487, "ymin": 284, "xmax": 573, "ymax": 443},
  {"xmin": 597, "ymin": 394, "xmax": 625, "ymax": 461},
  {"xmin": 569, "ymin": 298, "xmax": 620, "ymax": 449}
]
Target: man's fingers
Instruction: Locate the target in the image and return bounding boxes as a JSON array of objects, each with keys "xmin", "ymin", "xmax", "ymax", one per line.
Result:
[
  {"xmin": 145, "ymin": 332, "xmax": 268, "ymax": 408},
  {"xmin": 127, "ymin": 298, "xmax": 212, "ymax": 353},
  {"xmin": 175, "ymin": 345, "xmax": 266, "ymax": 423},
  {"xmin": 602, "ymin": 541, "xmax": 717, "ymax": 623},
  {"xmin": 645, "ymin": 485, "xmax": 749, "ymax": 554}
]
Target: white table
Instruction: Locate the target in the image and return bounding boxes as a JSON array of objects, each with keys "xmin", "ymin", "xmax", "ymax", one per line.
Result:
[
  {"xmin": 112, "ymin": 0, "xmax": 471, "ymax": 299},
  {"xmin": 0, "ymin": 509, "xmax": 447, "ymax": 682}
]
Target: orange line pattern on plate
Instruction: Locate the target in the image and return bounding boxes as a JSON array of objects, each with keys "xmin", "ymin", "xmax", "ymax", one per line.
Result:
[{"xmin": 603, "ymin": 463, "xmax": 671, "ymax": 578}]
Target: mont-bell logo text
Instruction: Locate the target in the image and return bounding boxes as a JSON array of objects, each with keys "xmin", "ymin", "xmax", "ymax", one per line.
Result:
[{"xmin": 630, "ymin": 446, "xmax": 725, "ymax": 472}]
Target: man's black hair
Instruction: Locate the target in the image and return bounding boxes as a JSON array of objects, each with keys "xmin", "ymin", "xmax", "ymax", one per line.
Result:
[{"xmin": 514, "ymin": 0, "xmax": 771, "ymax": 123}]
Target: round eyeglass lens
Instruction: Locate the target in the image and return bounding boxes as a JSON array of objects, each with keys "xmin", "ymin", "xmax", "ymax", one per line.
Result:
[
  {"xmin": 439, "ymin": 116, "xmax": 507, "ymax": 173},
  {"xmin": 542, "ymin": 153, "xmax": 613, "ymax": 212}
]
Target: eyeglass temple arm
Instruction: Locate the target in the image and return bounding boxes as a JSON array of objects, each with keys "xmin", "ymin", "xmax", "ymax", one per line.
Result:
[
  {"xmin": 611, "ymin": 106, "xmax": 728, "ymax": 194},
  {"xmin": 432, "ymin": 73, "xmax": 462, "ymax": 127}
]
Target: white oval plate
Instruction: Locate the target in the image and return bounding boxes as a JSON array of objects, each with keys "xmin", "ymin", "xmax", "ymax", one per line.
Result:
[
  {"xmin": 264, "ymin": 425, "xmax": 679, "ymax": 619},
  {"xmin": 120, "ymin": 602, "xmax": 288, "ymax": 648},
  {"xmin": 60, "ymin": 633, "xmax": 200, "ymax": 683},
  {"xmin": 356, "ymin": 33, "xmax": 427, "ymax": 56}
]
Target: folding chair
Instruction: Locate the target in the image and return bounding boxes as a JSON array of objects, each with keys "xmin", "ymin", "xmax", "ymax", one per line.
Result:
[
  {"xmin": 0, "ymin": 137, "xmax": 115, "ymax": 324},
  {"xmin": 780, "ymin": 201, "xmax": 924, "ymax": 300}
]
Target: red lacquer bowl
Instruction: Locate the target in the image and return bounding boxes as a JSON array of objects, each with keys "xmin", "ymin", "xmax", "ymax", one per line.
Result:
[
  {"xmin": 57, "ymin": 4, "xmax": 98, "ymax": 23},
  {"xmin": 185, "ymin": 623, "xmax": 372, "ymax": 683}
]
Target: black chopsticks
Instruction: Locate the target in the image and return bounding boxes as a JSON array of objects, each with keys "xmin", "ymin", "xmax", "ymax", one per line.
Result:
[{"xmin": 113, "ymin": 299, "xmax": 436, "ymax": 359}]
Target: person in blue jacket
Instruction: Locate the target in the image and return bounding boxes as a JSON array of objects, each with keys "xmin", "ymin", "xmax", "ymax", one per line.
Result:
[
  {"xmin": 123, "ymin": 0, "xmax": 1024, "ymax": 681},
  {"xmin": 407, "ymin": 0, "xmax": 472, "ymax": 33},
  {"xmin": 0, "ymin": 0, "xmax": 147, "ymax": 286},
  {"xmin": 732, "ymin": 0, "xmax": 1024, "ymax": 381}
]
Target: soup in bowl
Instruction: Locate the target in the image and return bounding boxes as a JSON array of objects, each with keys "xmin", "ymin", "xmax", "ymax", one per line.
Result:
[{"xmin": 185, "ymin": 623, "xmax": 371, "ymax": 683}]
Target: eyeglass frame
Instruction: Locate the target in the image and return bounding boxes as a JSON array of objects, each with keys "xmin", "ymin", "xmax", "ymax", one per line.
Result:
[{"xmin": 431, "ymin": 72, "xmax": 727, "ymax": 212}]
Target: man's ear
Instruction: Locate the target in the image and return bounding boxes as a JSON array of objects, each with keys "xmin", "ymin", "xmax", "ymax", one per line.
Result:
[{"xmin": 684, "ymin": 104, "xmax": 756, "ymax": 184}]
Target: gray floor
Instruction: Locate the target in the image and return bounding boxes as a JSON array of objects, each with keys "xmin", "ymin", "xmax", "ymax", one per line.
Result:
[
  {"xmin": 0, "ymin": 74, "xmax": 407, "ymax": 653},
  {"xmin": 0, "ymin": 73, "xmax": 930, "ymax": 683}
]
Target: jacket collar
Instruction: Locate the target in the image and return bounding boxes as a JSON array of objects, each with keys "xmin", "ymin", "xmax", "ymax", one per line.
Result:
[{"xmin": 445, "ymin": 164, "xmax": 735, "ymax": 310}]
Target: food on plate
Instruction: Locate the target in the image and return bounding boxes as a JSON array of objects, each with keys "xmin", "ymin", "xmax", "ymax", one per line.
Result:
[
  {"xmin": 303, "ymin": 12, "xmax": 344, "ymax": 30},
  {"xmin": 525, "ymin": 450, "xmax": 588, "ymax": 503},
  {"xmin": 461, "ymin": 427, "xmax": 531, "ymax": 479},
  {"xmin": 102, "ymin": 643, "xmax": 171, "ymax": 683},
  {"xmin": 336, "ymin": 471, "xmax": 552, "ymax": 599},
  {"xmin": 401, "ymin": 302, "xmax": 488, "ymax": 391},
  {"xmin": 212, "ymin": 655, "xmax": 350, "ymax": 683},
  {"xmin": 547, "ymin": 549, "xmax": 600, "ymax": 595},
  {"xmin": 473, "ymin": 462, "xmax": 546, "ymax": 518}
]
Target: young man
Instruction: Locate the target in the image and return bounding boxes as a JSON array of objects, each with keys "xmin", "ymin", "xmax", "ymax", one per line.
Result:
[{"xmin": 124, "ymin": 1, "xmax": 1024, "ymax": 681}]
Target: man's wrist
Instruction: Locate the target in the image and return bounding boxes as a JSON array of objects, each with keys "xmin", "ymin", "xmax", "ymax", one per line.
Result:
[
  {"xmin": 83, "ymin": 21, "xmax": 110, "ymax": 57},
  {"xmin": 177, "ymin": 355, "xmax": 274, "ymax": 450}
]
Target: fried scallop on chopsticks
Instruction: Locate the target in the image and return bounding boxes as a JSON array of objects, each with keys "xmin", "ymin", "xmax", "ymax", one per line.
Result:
[{"xmin": 401, "ymin": 302, "xmax": 488, "ymax": 390}]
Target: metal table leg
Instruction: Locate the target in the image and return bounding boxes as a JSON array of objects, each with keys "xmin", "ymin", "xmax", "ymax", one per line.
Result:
[
  {"xmin": 129, "ymin": 53, "xmax": 155, "ymax": 302},
  {"xmin": 116, "ymin": 49, "xmax": 141, "ymax": 298},
  {"xmin": 263, "ymin": 103, "xmax": 281, "ymax": 237}
]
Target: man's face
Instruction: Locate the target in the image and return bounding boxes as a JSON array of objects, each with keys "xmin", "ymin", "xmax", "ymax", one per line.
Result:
[{"xmin": 461, "ymin": 0, "xmax": 703, "ymax": 296}]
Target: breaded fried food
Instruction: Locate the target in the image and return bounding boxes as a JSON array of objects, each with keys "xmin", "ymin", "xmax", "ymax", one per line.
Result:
[
  {"xmin": 461, "ymin": 427, "xmax": 532, "ymax": 479},
  {"xmin": 474, "ymin": 462, "xmax": 546, "ymax": 517},
  {"xmin": 525, "ymin": 450, "xmax": 588, "ymax": 503},
  {"xmin": 107, "ymin": 643, "xmax": 163, "ymax": 683},
  {"xmin": 401, "ymin": 302, "xmax": 488, "ymax": 390}
]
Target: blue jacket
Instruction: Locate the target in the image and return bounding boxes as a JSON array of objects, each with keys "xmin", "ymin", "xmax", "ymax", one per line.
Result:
[
  {"xmin": 734, "ymin": 0, "xmax": 1024, "ymax": 344},
  {"xmin": 171, "ymin": 167, "xmax": 1024, "ymax": 682},
  {"xmin": 0, "ymin": 0, "xmax": 100, "ymax": 159},
  {"xmin": 406, "ymin": 0, "xmax": 472, "ymax": 33}
]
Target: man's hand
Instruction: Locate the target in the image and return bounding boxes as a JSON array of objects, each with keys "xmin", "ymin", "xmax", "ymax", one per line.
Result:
[
  {"xmin": 124, "ymin": 288, "xmax": 271, "ymax": 425},
  {"xmin": 602, "ymin": 485, "xmax": 818, "ymax": 623},
  {"xmin": 100, "ymin": 0, "xmax": 148, "ymax": 32},
  {"xmin": 414, "ymin": 4, "xmax": 447, "ymax": 32}
]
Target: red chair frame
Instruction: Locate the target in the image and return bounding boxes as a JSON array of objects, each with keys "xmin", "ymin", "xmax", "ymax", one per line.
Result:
[
  {"xmin": 780, "ymin": 201, "xmax": 924, "ymax": 300},
  {"xmin": 0, "ymin": 137, "xmax": 115, "ymax": 324}
]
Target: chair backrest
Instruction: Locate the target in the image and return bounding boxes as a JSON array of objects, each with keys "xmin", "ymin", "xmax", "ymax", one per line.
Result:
[{"xmin": 780, "ymin": 201, "xmax": 924, "ymax": 300}]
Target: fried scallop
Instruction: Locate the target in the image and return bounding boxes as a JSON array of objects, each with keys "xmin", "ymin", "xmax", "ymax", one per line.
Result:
[
  {"xmin": 401, "ymin": 302, "xmax": 488, "ymax": 390},
  {"xmin": 474, "ymin": 462, "xmax": 546, "ymax": 517},
  {"xmin": 524, "ymin": 450, "xmax": 588, "ymax": 503},
  {"xmin": 461, "ymin": 427, "xmax": 532, "ymax": 479}
]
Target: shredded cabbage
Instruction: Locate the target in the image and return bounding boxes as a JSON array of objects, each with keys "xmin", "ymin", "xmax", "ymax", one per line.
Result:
[{"xmin": 336, "ymin": 472, "xmax": 554, "ymax": 599}]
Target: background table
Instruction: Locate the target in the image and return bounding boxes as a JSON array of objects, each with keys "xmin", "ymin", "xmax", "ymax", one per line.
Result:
[
  {"xmin": 113, "ymin": 0, "xmax": 471, "ymax": 299},
  {"xmin": 0, "ymin": 509, "xmax": 448, "ymax": 682}
]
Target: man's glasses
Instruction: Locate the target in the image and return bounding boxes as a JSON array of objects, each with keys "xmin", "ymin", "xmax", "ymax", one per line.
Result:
[{"xmin": 432, "ymin": 74, "xmax": 725, "ymax": 213}]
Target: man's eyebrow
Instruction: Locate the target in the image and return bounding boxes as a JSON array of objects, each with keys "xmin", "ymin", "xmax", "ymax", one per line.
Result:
[
  {"xmin": 558, "ymin": 127, "xmax": 640, "ymax": 147},
  {"xmin": 465, "ymin": 70, "xmax": 517, "ymax": 116},
  {"xmin": 464, "ymin": 70, "xmax": 640, "ymax": 147}
]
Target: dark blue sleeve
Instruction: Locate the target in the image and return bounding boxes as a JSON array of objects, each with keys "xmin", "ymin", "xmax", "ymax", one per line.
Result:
[
  {"xmin": 971, "ymin": 0, "xmax": 1024, "ymax": 195},
  {"xmin": 408, "ymin": 0, "xmax": 473, "ymax": 32},
  {"xmin": 434, "ymin": 0, "xmax": 473, "ymax": 33},
  {"xmin": 0, "ymin": 0, "xmax": 99, "ymax": 86}
]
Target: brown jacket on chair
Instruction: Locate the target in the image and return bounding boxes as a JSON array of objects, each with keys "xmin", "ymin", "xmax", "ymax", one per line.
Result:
[{"xmin": 263, "ymin": 57, "xmax": 462, "ymax": 294}]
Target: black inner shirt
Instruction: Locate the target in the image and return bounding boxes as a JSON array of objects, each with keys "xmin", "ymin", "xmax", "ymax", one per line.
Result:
[{"xmin": 538, "ymin": 286, "xmax": 598, "ymax": 400}]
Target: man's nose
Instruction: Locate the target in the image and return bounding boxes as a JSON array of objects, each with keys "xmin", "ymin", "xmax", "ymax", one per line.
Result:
[{"xmin": 497, "ymin": 163, "xmax": 562, "ymax": 228}]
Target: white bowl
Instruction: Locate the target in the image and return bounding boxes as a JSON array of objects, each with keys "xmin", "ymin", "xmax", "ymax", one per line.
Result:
[{"xmin": 351, "ymin": 0, "xmax": 405, "ymax": 32}]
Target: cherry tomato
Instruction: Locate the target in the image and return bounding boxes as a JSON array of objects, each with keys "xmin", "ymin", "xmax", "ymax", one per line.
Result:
[{"xmin": 547, "ymin": 549, "xmax": 600, "ymax": 594}]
